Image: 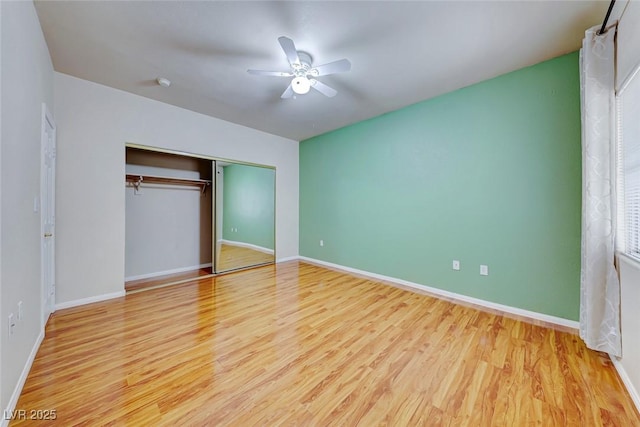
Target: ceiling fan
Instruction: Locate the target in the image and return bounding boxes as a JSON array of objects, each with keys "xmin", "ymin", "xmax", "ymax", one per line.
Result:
[{"xmin": 248, "ymin": 36, "xmax": 351, "ymax": 99}]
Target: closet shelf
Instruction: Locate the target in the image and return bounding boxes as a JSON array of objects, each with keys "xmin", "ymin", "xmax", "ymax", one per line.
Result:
[{"xmin": 125, "ymin": 174, "xmax": 211, "ymax": 193}]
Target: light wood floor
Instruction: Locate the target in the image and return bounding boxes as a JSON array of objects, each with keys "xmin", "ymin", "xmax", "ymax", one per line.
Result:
[
  {"xmin": 13, "ymin": 261, "xmax": 639, "ymax": 426},
  {"xmin": 216, "ymin": 243, "xmax": 274, "ymax": 272},
  {"xmin": 125, "ymin": 244, "xmax": 273, "ymax": 293},
  {"xmin": 125, "ymin": 267, "xmax": 213, "ymax": 293}
]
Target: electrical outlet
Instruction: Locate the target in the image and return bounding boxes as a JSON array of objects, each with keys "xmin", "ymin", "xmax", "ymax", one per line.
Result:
[
  {"xmin": 480, "ymin": 265, "xmax": 489, "ymax": 276},
  {"xmin": 452, "ymin": 260, "xmax": 460, "ymax": 271},
  {"xmin": 18, "ymin": 301, "xmax": 23, "ymax": 321},
  {"xmin": 8, "ymin": 313, "xmax": 16, "ymax": 337},
  {"xmin": 320, "ymin": 240, "xmax": 324, "ymax": 247}
]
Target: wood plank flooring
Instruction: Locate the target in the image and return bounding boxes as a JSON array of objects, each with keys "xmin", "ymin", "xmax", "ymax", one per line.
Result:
[
  {"xmin": 12, "ymin": 261, "xmax": 640, "ymax": 426},
  {"xmin": 125, "ymin": 244, "xmax": 273, "ymax": 293},
  {"xmin": 216, "ymin": 243, "xmax": 274, "ymax": 272},
  {"xmin": 125, "ymin": 267, "xmax": 213, "ymax": 293}
]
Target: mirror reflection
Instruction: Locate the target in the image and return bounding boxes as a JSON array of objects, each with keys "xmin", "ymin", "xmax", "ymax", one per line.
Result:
[{"xmin": 215, "ymin": 162, "xmax": 275, "ymax": 272}]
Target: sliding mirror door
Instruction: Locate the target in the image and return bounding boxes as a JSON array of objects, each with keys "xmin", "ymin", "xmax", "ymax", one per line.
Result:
[{"xmin": 215, "ymin": 162, "xmax": 275, "ymax": 272}]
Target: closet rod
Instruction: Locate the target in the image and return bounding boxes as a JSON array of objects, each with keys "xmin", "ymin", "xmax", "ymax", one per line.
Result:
[{"xmin": 125, "ymin": 174, "xmax": 211, "ymax": 194}]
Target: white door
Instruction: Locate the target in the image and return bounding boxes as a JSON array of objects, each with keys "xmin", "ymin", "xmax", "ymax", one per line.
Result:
[{"xmin": 41, "ymin": 104, "xmax": 56, "ymax": 328}]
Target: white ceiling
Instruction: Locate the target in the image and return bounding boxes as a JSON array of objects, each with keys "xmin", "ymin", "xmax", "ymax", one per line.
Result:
[{"xmin": 34, "ymin": 1, "xmax": 617, "ymax": 141}]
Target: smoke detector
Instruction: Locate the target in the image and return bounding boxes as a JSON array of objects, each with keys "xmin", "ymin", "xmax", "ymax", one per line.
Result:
[{"xmin": 156, "ymin": 77, "xmax": 171, "ymax": 88}]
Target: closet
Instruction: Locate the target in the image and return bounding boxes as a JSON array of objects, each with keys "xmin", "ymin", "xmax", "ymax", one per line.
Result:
[{"xmin": 124, "ymin": 145, "xmax": 275, "ymax": 292}]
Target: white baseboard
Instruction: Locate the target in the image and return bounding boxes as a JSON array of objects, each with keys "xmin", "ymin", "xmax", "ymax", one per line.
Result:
[
  {"xmin": 610, "ymin": 355, "xmax": 640, "ymax": 413},
  {"xmin": 125, "ymin": 263, "xmax": 212, "ymax": 282},
  {"xmin": 298, "ymin": 256, "xmax": 580, "ymax": 331},
  {"xmin": 221, "ymin": 239, "xmax": 274, "ymax": 255},
  {"xmin": 276, "ymin": 256, "xmax": 300, "ymax": 263},
  {"xmin": 55, "ymin": 291, "xmax": 125, "ymax": 311},
  {"xmin": 2, "ymin": 331, "xmax": 44, "ymax": 427}
]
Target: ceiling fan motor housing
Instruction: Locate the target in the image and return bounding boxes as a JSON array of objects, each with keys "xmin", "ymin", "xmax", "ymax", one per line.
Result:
[{"xmin": 293, "ymin": 51, "xmax": 314, "ymax": 76}]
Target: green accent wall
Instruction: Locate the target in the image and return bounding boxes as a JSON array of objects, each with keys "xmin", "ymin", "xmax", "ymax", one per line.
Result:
[
  {"xmin": 222, "ymin": 164, "xmax": 275, "ymax": 250},
  {"xmin": 299, "ymin": 52, "xmax": 582, "ymax": 320}
]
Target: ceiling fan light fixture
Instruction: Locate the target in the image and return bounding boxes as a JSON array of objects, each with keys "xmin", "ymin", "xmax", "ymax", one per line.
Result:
[
  {"xmin": 291, "ymin": 76, "xmax": 311, "ymax": 95},
  {"xmin": 248, "ymin": 37, "xmax": 349, "ymax": 99}
]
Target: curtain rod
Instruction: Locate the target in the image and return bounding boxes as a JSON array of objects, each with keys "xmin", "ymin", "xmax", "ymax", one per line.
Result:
[{"xmin": 597, "ymin": 0, "xmax": 616, "ymax": 35}]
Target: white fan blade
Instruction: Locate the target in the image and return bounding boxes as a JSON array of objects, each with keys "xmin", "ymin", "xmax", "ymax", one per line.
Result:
[
  {"xmin": 278, "ymin": 36, "xmax": 300, "ymax": 66},
  {"xmin": 247, "ymin": 69, "xmax": 293, "ymax": 77},
  {"xmin": 310, "ymin": 59, "xmax": 351, "ymax": 76},
  {"xmin": 281, "ymin": 83, "xmax": 294, "ymax": 99},
  {"xmin": 310, "ymin": 79, "xmax": 337, "ymax": 97}
]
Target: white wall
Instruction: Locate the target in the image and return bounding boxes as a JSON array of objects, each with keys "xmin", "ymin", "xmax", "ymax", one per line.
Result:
[
  {"xmin": 1, "ymin": 0, "xmax": 3, "ymax": 409},
  {"xmin": 617, "ymin": 0, "xmax": 640, "ymax": 91},
  {"xmin": 1, "ymin": 0, "xmax": 54, "ymax": 415},
  {"xmin": 618, "ymin": 256, "xmax": 640, "ymax": 408},
  {"xmin": 54, "ymin": 72, "xmax": 299, "ymax": 305}
]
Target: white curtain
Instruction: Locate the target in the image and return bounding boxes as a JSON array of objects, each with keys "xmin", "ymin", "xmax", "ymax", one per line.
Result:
[{"xmin": 579, "ymin": 25, "xmax": 621, "ymax": 357}]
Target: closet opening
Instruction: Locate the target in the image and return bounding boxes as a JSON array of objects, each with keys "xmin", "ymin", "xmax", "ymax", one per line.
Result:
[{"xmin": 124, "ymin": 145, "xmax": 276, "ymax": 292}]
